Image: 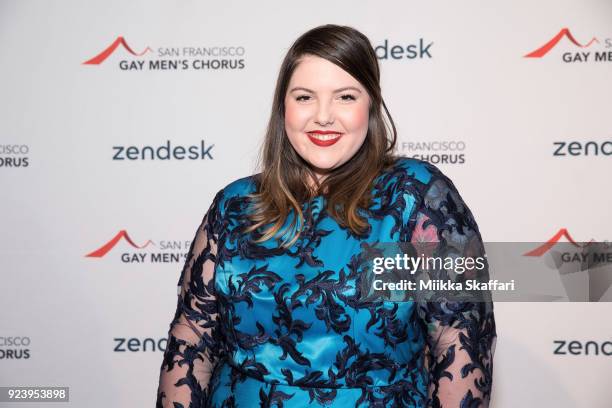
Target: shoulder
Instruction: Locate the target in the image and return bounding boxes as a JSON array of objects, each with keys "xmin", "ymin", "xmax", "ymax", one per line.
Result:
[
  {"xmin": 219, "ymin": 173, "xmax": 259, "ymax": 198},
  {"xmin": 387, "ymin": 155, "xmax": 453, "ymax": 188},
  {"xmin": 211, "ymin": 173, "xmax": 260, "ymax": 216},
  {"xmin": 389, "ymin": 156, "xmax": 471, "ymax": 215}
]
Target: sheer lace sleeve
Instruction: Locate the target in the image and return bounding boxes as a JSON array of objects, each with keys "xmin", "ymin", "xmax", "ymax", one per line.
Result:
[
  {"xmin": 409, "ymin": 168, "xmax": 497, "ymax": 408},
  {"xmin": 156, "ymin": 192, "xmax": 223, "ymax": 408}
]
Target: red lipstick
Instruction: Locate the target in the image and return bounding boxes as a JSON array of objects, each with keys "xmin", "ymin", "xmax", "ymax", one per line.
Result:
[{"xmin": 306, "ymin": 130, "xmax": 343, "ymax": 147}]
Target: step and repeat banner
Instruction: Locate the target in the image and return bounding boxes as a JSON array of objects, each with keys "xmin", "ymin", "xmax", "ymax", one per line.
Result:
[{"xmin": 1, "ymin": 0, "xmax": 611, "ymax": 406}]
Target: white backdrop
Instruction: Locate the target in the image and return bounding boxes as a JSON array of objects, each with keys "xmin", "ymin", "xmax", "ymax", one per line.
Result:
[{"xmin": 1, "ymin": 0, "xmax": 611, "ymax": 406}]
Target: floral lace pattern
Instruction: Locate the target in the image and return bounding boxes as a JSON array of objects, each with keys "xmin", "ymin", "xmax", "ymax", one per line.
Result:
[{"xmin": 156, "ymin": 157, "xmax": 496, "ymax": 407}]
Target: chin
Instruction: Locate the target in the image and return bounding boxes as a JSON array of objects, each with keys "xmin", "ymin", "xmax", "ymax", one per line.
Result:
[{"xmin": 306, "ymin": 157, "xmax": 340, "ymax": 172}]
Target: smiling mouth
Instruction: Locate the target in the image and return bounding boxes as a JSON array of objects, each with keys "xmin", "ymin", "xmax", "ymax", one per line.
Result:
[
  {"xmin": 307, "ymin": 133, "xmax": 342, "ymax": 141},
  {"xmin": 306, "ymin": 132, "xmax": 343, "ymax": 147}
]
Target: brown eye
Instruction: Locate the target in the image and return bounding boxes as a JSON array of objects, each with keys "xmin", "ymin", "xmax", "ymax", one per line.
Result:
[
  {"xmin": 296, "ymin": 95, "xmax": 311, "ymax": 101},
  {"xmin": 340, "ymin": 94, "xmax": 356, "ymax": 101}
]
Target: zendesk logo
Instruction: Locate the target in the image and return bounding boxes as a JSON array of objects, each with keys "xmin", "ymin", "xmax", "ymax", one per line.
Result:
[
  {"xmin": 374, "ymin": 38, "xmax": 434, "ymax": 60},
  {"xmin": 112, "ymin": 140, "xmax": 214, "ymax": 161},
  {"xmin": 552, "ymin": 140, "xmax": 612, "ymax": 156},
  {"xmin": 113, "ymin": 337, "xmax": 167, "ymax": 352},
  {"xmin": 553, "ymin": 340, "xmax": 612, "ymax": 356}
]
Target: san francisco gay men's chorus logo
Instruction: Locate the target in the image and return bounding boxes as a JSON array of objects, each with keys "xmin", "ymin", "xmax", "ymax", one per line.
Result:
[
  {"xmin": 86, "ymin": 229, "xmax": 192, "ymax": 264},
  {"xmin": 82, "ymin": 36, "xmax": 246, "ymax": 71},
  {"xmin": 524, "ymin": 27, "xmax": 612, "ymax": 63},
  {"xmin": 524, "ymin": 228, "xmax": 612, "ymax": 301}
]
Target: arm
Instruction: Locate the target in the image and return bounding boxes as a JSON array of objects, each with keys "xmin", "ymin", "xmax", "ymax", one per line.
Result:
[
  {"xmin": 409, "ymin": 170, "xmax": 497, "ymax": 408},
  {"xmin": 156, "ymin": 193, "xmax": 223, "ymax": 407}
]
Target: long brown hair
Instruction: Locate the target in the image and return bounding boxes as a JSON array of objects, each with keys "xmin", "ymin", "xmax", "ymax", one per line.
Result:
[{"xmin": 245, "ymin": 24, "xmax": 399, "ymax": 248}]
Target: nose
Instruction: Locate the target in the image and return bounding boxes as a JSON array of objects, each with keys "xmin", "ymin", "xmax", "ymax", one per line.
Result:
[{"xmin": 315, "ymin": 99, "xmax": 334, "ymax": 126}]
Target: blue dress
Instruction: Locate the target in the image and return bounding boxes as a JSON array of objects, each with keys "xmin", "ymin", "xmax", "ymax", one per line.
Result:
[{"xmin": 156, "ymin": 156, "xmax": 496, "ymax": 408}]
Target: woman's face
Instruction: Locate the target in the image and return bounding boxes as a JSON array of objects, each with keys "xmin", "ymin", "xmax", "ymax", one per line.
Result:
[{"xmin": 284, "ymin": 54, "xmax": 371, "ymax": 181}]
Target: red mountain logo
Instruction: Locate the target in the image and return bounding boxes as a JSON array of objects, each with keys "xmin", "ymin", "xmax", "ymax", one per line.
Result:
[
  {"xmin": 524, "ymin": 28, "xmax": 599, "ymax": 58},
  {"xmin": 523, "ymin": 228, "xmax": 597, "ymax": 256},
  {"xmin": 83, "ymin": 36, "xmax": 153, "ymax": 65},
  {"xmin": 86, "ymin": 230, "xmax": 154, "ymax": 257}
]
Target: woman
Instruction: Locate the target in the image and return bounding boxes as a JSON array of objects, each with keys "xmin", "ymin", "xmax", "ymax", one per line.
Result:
[{"xmin": 156, "ymin": 24, "xmax": 496, "ymax": 408}]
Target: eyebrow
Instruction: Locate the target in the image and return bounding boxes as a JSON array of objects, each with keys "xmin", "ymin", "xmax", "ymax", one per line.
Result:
[{"xmin": 289, "ymin": 86, "xmax": 362, "ymax": 94}]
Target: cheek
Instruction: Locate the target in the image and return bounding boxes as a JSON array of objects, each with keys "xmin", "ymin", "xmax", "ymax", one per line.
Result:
[
  {"xmin": 284, "ymin": 101, "xmax": 309, "ymax": 131},
  {"xmin": 340, "ymin": 105, "xmax": 369, "ymax": 132}
]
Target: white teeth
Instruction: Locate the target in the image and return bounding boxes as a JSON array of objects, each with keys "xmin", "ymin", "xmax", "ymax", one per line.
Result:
[{"xmin": 308, "ymin": 133, "xmax": 341, "ymax": 141}]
